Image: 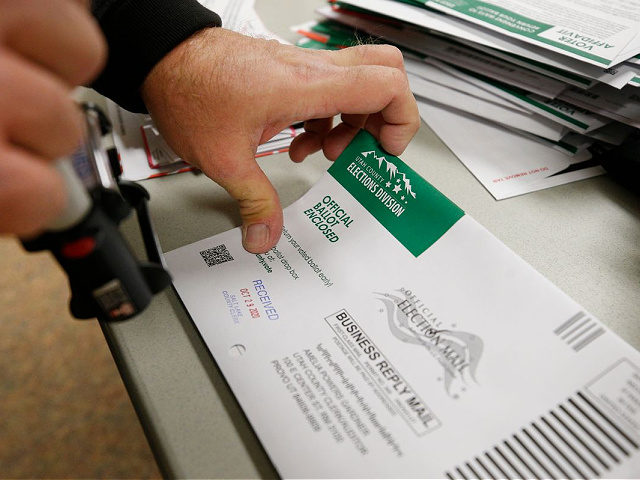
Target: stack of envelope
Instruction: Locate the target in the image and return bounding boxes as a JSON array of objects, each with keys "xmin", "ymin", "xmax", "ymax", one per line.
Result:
[{"xmin": 293, "ymin": 0, "xmax": 640, "ymax": 199}]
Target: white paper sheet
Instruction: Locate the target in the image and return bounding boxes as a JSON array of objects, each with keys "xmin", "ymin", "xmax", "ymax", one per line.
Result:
[
  {"xmin": 327, "ymin": 1, "xmax": 639, "ymax": 88},
  {"xmin": 401, "ymin": 33, "xmax": 568, "ymax": 99},
  {"xmin": 408, "ymin": 74, "xmax": 568, "ymax": 141},
  {"xmin": 199, "ymin": 0, "xmax": 285, "ymax": 42},
  {"xmin": 404, "ymin": 58, "xmax": 531, "ymax": 113},
  {"xmin": 417, "ymin": 100, "xmax": 604, "ymax": 199},
  {"xmin": 559, "ymin": 84, "xmax": 640, "ymax": 127},
  {"xmin": 166, "ymin": 130, "xmax": 639, "ymax": 478},
  {"xmin": 425, "ymin": 59, "xmax": 611, "ymax": 133},
  {"xmin": 420, "ymin": 0, "xmax": 640, "ymax": 67}
]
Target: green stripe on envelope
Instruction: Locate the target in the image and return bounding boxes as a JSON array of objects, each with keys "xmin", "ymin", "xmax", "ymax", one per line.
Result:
[{"xmin": 329, "ymin": 130, "xmax": 464, "ymax": 256}]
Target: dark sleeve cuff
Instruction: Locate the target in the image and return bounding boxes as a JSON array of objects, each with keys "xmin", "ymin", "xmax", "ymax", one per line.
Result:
[{"xmin": 91, "ymin": 0, "xmax": 222, "ymax": 113}]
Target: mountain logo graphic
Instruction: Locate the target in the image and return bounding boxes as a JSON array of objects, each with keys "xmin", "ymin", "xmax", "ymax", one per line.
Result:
[{"xmin": 362, "ymin": 150, "xmax": 417, "ymax": 200}]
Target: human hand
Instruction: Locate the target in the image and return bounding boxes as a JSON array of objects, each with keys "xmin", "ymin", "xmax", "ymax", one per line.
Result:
[
  {"xmin": 0, "ymin": 0, "xmax": 105, "ymax": 236},
  {"xmin": 141, "ymin": 28, "xmax": 419, "ymax": 253}
]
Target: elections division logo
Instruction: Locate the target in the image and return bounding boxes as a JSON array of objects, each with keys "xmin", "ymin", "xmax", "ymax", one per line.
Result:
[
  {"xmin": 361, "ymin": 150, "xmax": 416, "ymax": 205},
  {"xmin": 375, "ymin": 288, "xmax": 483, "ymax": 399},
  {"xmin": 330, "ymin": 130, "xmax": 464, "ymax": 256}
]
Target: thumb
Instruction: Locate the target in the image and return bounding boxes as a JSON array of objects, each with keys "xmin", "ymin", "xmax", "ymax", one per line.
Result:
[{"xmin": 199, "ymin": 139, "xmax": 283, "ymax": 254}]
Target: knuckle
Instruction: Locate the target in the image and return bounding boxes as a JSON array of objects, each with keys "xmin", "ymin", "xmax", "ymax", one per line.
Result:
[
  {"xmin": 51, "ymin": 92, "xmax": 82, "ymax": 133},
  {"xmin": 411, "ymin": 109, "xmax": 421, "ymax": 133},
  {"xmin": 395, "ymin": 68, "xmax": 410, "ymax": 88},
  {"xmin": 266, "ymin": 38, "xmax": 284, "ymax": 51},
  {"xmin": 346, "ymin": 44, "xmax": 379, "ymax": 64},
  {"xmin": 0, "ymin": 50, "xmax": 81, "ymax": 147},
  {"xmin": 78, "ymin": 31, "xmax": 107, "ymax": 84},
  {"xmin": 10, "ymin": 0, "xmax": 107, "ymax": 85},
  {"xmin": 351, "ymin": 44, "xmax": 404, "ymax": 69},
  {"xmin": 286, "ymin": 50, "xmax": 340, "ymax": 92},
  {"xmin": 64, "ymin": 5, "xmax": 108, "ymax": 84},
  {"xmin": 289, "ymin": 60, "xmax": 326, "ymax": 85},
  {"xmin": 42, "ymin": 94, "xmax": 84, "ymax": 155},
  {"xmin": 385, "ymin": 67, "xmax": 408, "ymax": 92},
  {"xmin": 379, "ymin": 44, "xmax": 405, "ymax": 68},
  {"xmin": 352, "ymin": 43, "xmax": 375, "ymax": 59},
  {"xmin": 237, "ymin": 196, "xmax": 273, "ymax": 221}
]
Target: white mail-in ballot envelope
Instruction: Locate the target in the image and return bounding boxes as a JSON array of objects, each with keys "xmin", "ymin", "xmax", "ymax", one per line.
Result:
[{"xmin": 166, "ymin": 130, "xmax": 640, "ymax": 478}]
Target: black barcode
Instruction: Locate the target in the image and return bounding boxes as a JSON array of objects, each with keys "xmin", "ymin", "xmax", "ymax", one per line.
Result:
[
  {"xmin": 199, "ymin": 244, "xmax": 234, "ymax": 267},
  {"xmin": 445, "ymin": 391, "xmax": 639, "ymax": 479}
]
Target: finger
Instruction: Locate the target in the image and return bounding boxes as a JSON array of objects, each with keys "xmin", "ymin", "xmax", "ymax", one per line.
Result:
[
  {"xmin": 0, "ymin": 49, "xmax": 84, "ymax": 159},
  {"xmin": 197, "ymin": 137, "xmax": 283, "ymax": 254},
  {"xmin": 289, "ymin": 133, "xmax": 320, "ymax": 163},
  {"xmin": 288, "ymin": 118, "xmax": 333, "ymax": 163},
  {"xmin": 377, "ymin": 83, "xmax": 420, "ymax": 156},
  {"xmin": 0, "ymin": 146, "xmax": 66, "ymax": 237},
  {"xmin": 330, "ymin": 44, "xmax": 407, "ymax": 73},
  {"xmin": 317, "ymin": 113, "xmax": 369, "ymax": 160},
  {"xmin": 318, "ymin": 112, "xmax": 370, "ymax": 160},
  {"xmin": 340, "ymin": 113, "xmax": 368, "ymax": 130},
  {"xmin": 364, "ymin": 112, "xmax": 385, "ymax": 141},
  {"xmin": 323, "ymin": 45, "xmax": 418, "ymax": 155},
  {"xmin": 0, "ymin": 0, "xmax": 106, "ymax": 85},
  {"xmin": 301, "ymin": 63, "xmax": 419, "ymax": 156},
  {"xmin": 304, "ymin": 118, "xmax": 334, "ymax": 134},
  {"xmin": 321, "ymin": 122, "xmax": 361, "ymax": 161}
]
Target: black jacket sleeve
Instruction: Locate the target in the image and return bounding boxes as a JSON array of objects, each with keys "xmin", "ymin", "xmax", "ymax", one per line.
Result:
[{"xmin": 91, "ymin": 0, "xmax": 222, "ymax": 113}]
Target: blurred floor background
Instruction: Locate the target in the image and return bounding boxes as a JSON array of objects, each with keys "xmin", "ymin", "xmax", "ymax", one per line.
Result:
[{"xmin": 0, "ymin": 236, "xmax": 160, "ymax": 478}]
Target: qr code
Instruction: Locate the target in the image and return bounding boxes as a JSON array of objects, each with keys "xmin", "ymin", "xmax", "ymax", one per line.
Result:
[{"xmin": 199, "ymin": 244, "xmax": 234, "ymax": 267}]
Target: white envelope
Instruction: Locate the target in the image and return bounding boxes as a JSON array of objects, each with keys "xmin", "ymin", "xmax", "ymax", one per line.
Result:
[{"xmin": 166, "ymin": 130, "xmax": 638, "ymax": 478}]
